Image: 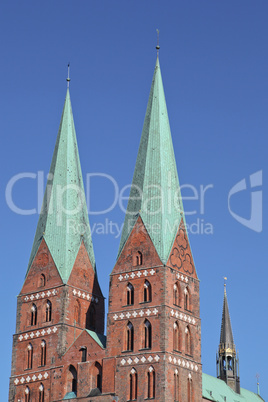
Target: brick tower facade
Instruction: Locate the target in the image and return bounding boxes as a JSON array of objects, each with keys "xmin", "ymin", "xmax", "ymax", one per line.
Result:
[{"xmin": 9, "ymin": 57, "xmax": 202, "ymax": 401}]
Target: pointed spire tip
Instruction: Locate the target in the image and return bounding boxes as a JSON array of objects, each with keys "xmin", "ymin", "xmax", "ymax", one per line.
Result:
[
  {"xmin": 156, "ymin": 29, "xmax": 160, "ymax": 57},
  {"xmin": 66, "ymin": 63, "xmax": 70, "ymax": 88}
]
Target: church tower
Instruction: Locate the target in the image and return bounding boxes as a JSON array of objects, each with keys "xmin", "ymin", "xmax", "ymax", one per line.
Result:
[
  {"xmin": 9, "ymin": 86, "xmax": 105, "ymax": 401},
  {"xmin": 216, "ymin": 284, "xmax": 240, "ymax": 393},
  {"xmin": 106, "ymin": 55, "xmax": 202, "ymax": 401}
]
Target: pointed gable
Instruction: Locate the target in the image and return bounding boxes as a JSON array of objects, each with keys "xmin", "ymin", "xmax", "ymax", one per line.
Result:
[
  {"xmin": 118, "ymin": 57, "xmax": 185, "ymax": 264},
  {"xmin": 26, "ymin": 89, "xmax": 95, "ymax": 283}
]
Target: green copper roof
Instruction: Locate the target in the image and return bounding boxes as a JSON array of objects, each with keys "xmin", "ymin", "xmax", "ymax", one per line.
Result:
[
  {"xmin": 202, "ymin": 373, "xmax": 263, "ymax": 401},
  {"xmin": 117, "ymin": 57, "xmax": 185, "ymax": 263},
  {"xmin": 85, "ymin": 330, "xmax": 106, "ymax": 349},
  {"xmin": 26, "ymin": 89, "xmax": 95, "ymax": 283}
]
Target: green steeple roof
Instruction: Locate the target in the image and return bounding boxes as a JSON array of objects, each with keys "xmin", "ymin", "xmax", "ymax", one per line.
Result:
[
  {"xmin": 118, "ymin": 57, "xmax": 185, "ymax": 263},
  {"xmin": 26, "ymin": 89, "xmax": 96, "ymax": 283}
]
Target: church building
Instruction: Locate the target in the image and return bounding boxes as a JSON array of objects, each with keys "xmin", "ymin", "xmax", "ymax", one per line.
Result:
[{"xmin": 9, "ymin": 53, "xmax": 263, "ymax": 401}]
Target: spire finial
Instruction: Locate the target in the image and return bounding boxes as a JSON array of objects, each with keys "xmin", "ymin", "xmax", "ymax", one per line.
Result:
[
  {"xmin": 224, "ymin": 276, "xmax": 227, "ymax": 292},
  {"xmin": 256, "ymin": 373, "xmax": 260, "ymax": 395},
  {"xmin": 156, "ymin": 29, "xmax": 160, "ymax": 56},
  {"xmin": 67, "ymin": 63, "xmax": 70, "ymax": 88}
]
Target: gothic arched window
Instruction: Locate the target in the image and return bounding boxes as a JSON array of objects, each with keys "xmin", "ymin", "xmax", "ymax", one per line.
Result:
[
  {"xmin": 187, "ymin": 377, "xmax": 194, "ymax": 402},
  {"xmin": 74, "ymin": 299, "xmax": 81, "ymax": 325},
  {"xmin": 129, "ymin": 368, "xmax": 137, "ymax": 400},
  {"xmin": 45, "ymin": 300, "xmax": 52, "ymax": 322},
  {"xmin": 31, "ymin": 303, "xmax": 37, "ymax": 326},
  {"xmin": 126, "ymin": 322, "xmax": 134, "ymax": 351},
  {"xmin": 127, "ymin": 283, "xmax": 134, "ymax": 305},
  {"xmin": 39, "ymin": 383, "xmax": 44, "ymax": 402},
  {"xmin": 80, "ymin": 346, "xmax": 87, "ymax": 363},
  {"xmin": 173, "ymin": 321, "xmax": 181, "ymax": 351},
  {"xmin": 144, "ymin": 319, "xmax": 152, "ymax": 349},
  {"xmin": 147, "ymin": 366, "xmax": 155, "ymax": 399},
  {"xmin": 184, "ymin": 287, "xmax": 190, "ymax": 311},
  {"xmin": 40, "ymin": 340, "xmax": 46, "ymax": 366},
  {"xmin": 174, "ymin": 370, "xmax": 179, "ymax": 401},
  {"xmin": 39, "ymin": 274, "xmax": 46, "ymax": 287},
  {"xmin": 92, "ymin": 361, "xmax": 102, "ymax": 392},
  {"xmin": 27, "ymin": 343, "xmax": 33, "ymax": 369},
  {"xmin": 144, "ymin": 280, "xmax": 151, "ymax": 302},
  {"xmin": 25, "ymin": 386, "xmax": 30, "ymax": 402},
  {"xmin": 67, "ymin": 365, "xmax": 77, "ymax": 395},
  {"xmin": 174, "ymin": 282, "xmax": 180, "ymax": 306},
  {"xmin": 185, "ymin": 326, "xmax": 192, "ymax": 355},
  {"xmin": 133, "ymin": 251, "xmax": 142, "ymax": 266}
]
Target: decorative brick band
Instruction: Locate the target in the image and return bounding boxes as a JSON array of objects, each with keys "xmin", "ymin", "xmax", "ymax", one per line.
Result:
[
  {"xmin": 168, "ymin": 355, "xmax": 198, "ymax": 372},
  {"xmin": 14, "ymin": 371, "xmax": 49, "ymax": 385},
  {"xmin": 170, "ymin": 309, "xmax": 196, "ymax": 325},
  {"xmin": 113, "ymin": 308, "xmax": 159, "ymax": 321},
  {"xmin": 118, "ymin": 269, "xmax": 156, "ymax": 281},
  {"xmin": 24, "ymin": 289, "xmax": 57, "ymax": 302},
  {"xmin": 176, "ymin": 273, "xmax": 189, "ymax": 283},
  {"xmin": 72, "ymin": 288, "xmax": 99, "ymax": 303},
  {"xmin": 120, "ymin": 354, "xmax": 160, "ymax": 366},
  {"xmin": 18, "ymin": 326, "xmax": 58, "ymax": 341}
]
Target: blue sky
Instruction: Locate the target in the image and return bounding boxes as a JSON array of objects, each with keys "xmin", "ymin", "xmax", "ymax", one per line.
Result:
[{"xmin": 1, "ymin": 0, "xmax": 267, "ymax": 400}]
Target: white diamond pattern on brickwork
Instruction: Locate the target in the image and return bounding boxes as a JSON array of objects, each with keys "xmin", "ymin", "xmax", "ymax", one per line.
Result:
[
  {"xmin": 113, "ymin": 308, "xmax": 159, "ymax": 321},
  {"xmin": 24, "ymin": 289, "xmax": 57, "ymax": 302},
  {"xmin": 72, "ymin": 288, "xmax": 99, "ymax": 303},
  {"xmin": 120, "ymin": 355, "xmax": 160, "ymax": 366},
  {"xmin": 168, "ymin": 354, "xmax": 199, "ymax": 372},
  {"xmin": 170, "ymin": 310, "xmax": 196, "ymax": 325},
  {"xmin": 176, "ymin": 273, "xmax": 189, "ymax": 283},
  {"xmin": 118, "ymin": 268, "xmax": 156, "ymax": 281},
  {"xmin": 14, "ymin": 372, "xmax": 49, "ymax": 386},
  {"xmin": 18, "ymin": 327, "xmax": 57, "ymax": 341}
]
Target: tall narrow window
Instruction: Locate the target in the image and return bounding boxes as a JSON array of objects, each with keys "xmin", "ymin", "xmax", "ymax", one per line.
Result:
[
  {"xmin": 187, "ymin": 377, "xmax": 194, "ymax": 402},
  {"xmin": 147, "ymin": 366, "xmax": 155, "ymax": 399},
  {"xmin": 144, "ymin": 280, "xmax": 151, "ymax": 302},
  {"xmin": 126, "ymin": 322, "xmax": 134, "ymax": 351},
  {"xmin": 127, "ymin": 283, "xmax": 134, "ymax": 305},
  {"xmin": 184, "ymin": 287, "xmax": 190, "ymax": 311},
  {"xmin": 80, "ymin": 347, "xmax": 87, "ymax": 362},
  {"xmin": 174, "ymin": 282, "xmax": 180, "ymax": 306},
  {"xmin": 39, "ymin": 274, "xmax": 46, "ymax": 287},
  {"xmin": 31, "ymin": 304, "xmax": 37, "ymax": 326},
  {"xmin": 39, "ymin": 383, "xmax": 44, "ymax": 402},
  {"xmin": 185, "ymin": 326, "xmax": 192, "ymax": 355},
  {"xmin": 45, "ymin": 300, "xmax": 52, "ymax": 322},
  {"xmin": 173, "ymin": 322, "xmax": 180, "ymax": 351},
  {"xmin": 133, "ymin": 251, "xmax": 142, "ymax": 266},
  {"xmin": 27, "ymin": 343, "xmax": 33, "ymax": 369},
  {"xmin": 40, "ymin": 340, "xmax": 46, "ymax": 366},
  {"xmin": 144, "ymin": 319, "xmax": 152, "ymax": 349},
  {"xmin": 25, "ymin": 386, "xmax": 30, "ymax": 402},
  {"xmin": 174, "ymin": 370, "xmax": 179, "ymax": 401},
  {"xmin": 92, "ymin": 362, "xmax": 102, "ymax": 392},
  {"xmin": 74, "ymin": 299, "xmax": 81, "ymax": 325},
  {"xmin": 129, "ymin": 368, "xmax": 137, "ymax": 400},
  {"xmin": 67, "ymin": 365, "xmax": 77, "ymax": 395}
]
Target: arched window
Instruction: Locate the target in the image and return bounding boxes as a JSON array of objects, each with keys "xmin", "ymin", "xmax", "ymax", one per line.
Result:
[
  {"xmin": 174, "ymin": 282, "xmax": 180, "ymax": 306},
  {"xmin": 86, "ymin": 304, "xmax": 96, "ymax": 330},
  {"xmin": 45, "ymin": 300, "xmax": 52, "ymax": 322},
  {"xmin": 25, "ymin": 386, "xmax": 30, "ymax": 402},
  {"xmin": 126, "ymin": 322, "xmax": 134, "ymax": 351},
  {"xmin": 173, "ymin": 322, "xmax": 181, "ymax": 351},
  {"xmin": 67, "ymin": 365, "xmax": 77, "ymax": 395},
  {"xmin": 144, "ymin": 319, "xmax": 152, "ymax": 349},
  {"xmin": 133, "ymin": 251, "xmax": 142, "ymax": 266},
  {"xmin": 144, "ymin": 280, "xmax": 151, "ymax": 302},
  {"xmin": 39, "ymin": 274, "xmax": 46, "ymax": 287},
  {"xmin": 129, "ymin": 368, "xmax": 137, "ymax": 400},
  {"xmin": 74, "ymin": 299, "xmax": 81, "ymax": 325},
  {"xmin": 92, "ymin": 362, "xmax": 102, "ymax": 392},
  {"xmin": 187, "ymin": 376, "xmax": 194, "ymax": 402},
  {"xmin": 127, "ymin": 283, "xmax": 134, "ymax": 305},
  {"xmin": 39, "ymin": 383, "xmax": 44, "ymax": 402},
  {"xmin": 174, "ymin": 370, "xmax": 179, "ymax": 401},
  {"xmin": 80, "ymin": 346, "xmax": 87, "ymax": 363},
  {"xmin": 147, "ymin": 366, "xmax": 155, "ymax": 399},
  {"xmin": 40, "ymin": 340, "xmax": 46, "ymax": 366},
  {"xmin": 31, "ymin": 304, "xmax": 37, "ymax": 326},
  {"xmin": 184, "ymin": 287, "xmax": 190, "ymax": 311},
  {"xmin": 185, "ymin": 326, "xmax": 192, "ymax": 355},
  {"xmin": 27, "ymin": 343, "xmax": 33, "ymax": 369}
]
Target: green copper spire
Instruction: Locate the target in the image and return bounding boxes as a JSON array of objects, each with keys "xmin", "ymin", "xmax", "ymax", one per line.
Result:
[
  {"xmin": 118, "ymin": 57, "xmax": 185, "ymax": 263},
  {"xmin": 26, "ymin": 88, "xmax": 96, "ymax": 283}
]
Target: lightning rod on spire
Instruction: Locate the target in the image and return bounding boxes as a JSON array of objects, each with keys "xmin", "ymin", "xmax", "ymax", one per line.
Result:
[
  {"xmin": 67, "ymin": 63, "xmax": 70, "ymax": 88},
  {"xmin": 156, "ymin": 29, "xmax": 160, "ymax": 56}
]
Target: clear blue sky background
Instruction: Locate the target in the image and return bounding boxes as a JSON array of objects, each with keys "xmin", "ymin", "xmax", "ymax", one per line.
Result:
[{"xmin": 1, "ymin": 0, "xmax": 267, "ymax": 400}]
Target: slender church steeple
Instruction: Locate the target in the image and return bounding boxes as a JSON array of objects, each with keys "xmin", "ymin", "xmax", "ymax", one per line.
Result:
[
  {"xmin": 217, "ymin": 284, "xmax": 240, "ymax": 393},
  {"xmin": 26, "ymin": 86, "xmax": 95, "ymax": 283}
]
